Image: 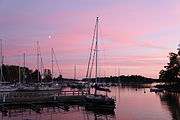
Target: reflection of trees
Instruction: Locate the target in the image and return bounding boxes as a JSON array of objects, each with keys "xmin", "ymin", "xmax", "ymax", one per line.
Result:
[{"xmin": 159, "ymin": 92, "xmax": 180, "ymax": 120}]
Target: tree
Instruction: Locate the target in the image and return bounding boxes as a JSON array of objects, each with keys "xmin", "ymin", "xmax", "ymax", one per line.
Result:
[{"xmin": 159, "ymin": 45, "xmax": 180, "ymax": 83}]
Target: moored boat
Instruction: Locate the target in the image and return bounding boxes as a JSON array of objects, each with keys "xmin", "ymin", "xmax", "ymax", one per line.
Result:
[
  {"xmin": 85, "ymin": 17, "xmax": 115, "ymax": 110},
  {"xmin": 150, "ymin": 88, "xmax": 164, "ymax": 92},
  {"xmin": 0, "ymin": 85, "xmax": 18, "ymax": 92}
]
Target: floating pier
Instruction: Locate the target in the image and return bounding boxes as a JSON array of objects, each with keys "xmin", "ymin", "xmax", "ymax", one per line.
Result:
[
  {"xmin": 0, "ymin": 90, "xmax": 88, "ymax": 103},
  {"xmin": 0, "ymin": 90, "xmax": 88, "ymax": 115}
]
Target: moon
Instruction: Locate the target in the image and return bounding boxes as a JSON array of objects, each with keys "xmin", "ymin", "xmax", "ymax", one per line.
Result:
[{"xmin": 48, "ymin": 35, "xmax": 51, "ymax": 39}]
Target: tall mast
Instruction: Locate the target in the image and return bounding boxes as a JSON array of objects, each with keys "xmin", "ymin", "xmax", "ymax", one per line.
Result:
[
  {"xmin": 118, "ymin": 67, "xmax": 121, "ymax": 85},
  {"xmin": 95, "ymin": 17, "xmax": 98, "ymax": 84},
  {"xmin": 37, "ymin": 41, "xmax": 40, "ymax": 82},
  {"xmin": 40, "ymin": 57, "xmax": 43, "ymax": 82},
  {"xmin": 118, "ymin": 67, "xmax": 120, "ymax": 76},
  {"xmin": 18, "ymin": 53, "xmax": 21, "ymax": 84},
  {"xmin": 23, "ymin": 53, "xmax": 25, "ymax": 83},
  {"xmin": 74, "ymin": 64, "xmax": 76, "ymax": 80},
  {"xmin": 51, "ymin": 48, "xmax": 53, "ymax": 82},
  {"xmin": 0, "ymin": 39, "xmax": 2, "ymax": 82}
]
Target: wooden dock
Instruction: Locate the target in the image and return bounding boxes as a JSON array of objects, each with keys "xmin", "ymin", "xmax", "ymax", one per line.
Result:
[
  {"xmin": 0, "ymin": 90, "xmax": 88, "ymax": 114},
  {"xmin": 0, "ymin": 90, "xmax": 88, "ymax": 103}
]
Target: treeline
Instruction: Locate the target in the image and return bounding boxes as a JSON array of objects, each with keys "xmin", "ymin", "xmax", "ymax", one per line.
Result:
[
  {"xmin": 0, "ymin": 64, "xmax": 62, "ymax": 83},
  {"xmin": 159, "ymin": 45, "xmax": 180, "ymax": 83},
  {"xmin": 83, "ymin": 75, "xmax": 157, "ymax": 83}
]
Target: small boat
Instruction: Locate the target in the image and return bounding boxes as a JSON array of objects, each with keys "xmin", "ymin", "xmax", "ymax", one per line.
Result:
[
  {"xmin": 17, "ymin": 84, "xmax": 38, "ymax": 91},
  {"xmin": 0, "ymin": 85, "xmax": 18, "ymax": 92},
  {"xmin": 38, "ymin": 83, "xmax": 60, "ymax": 91},
  {"xmin": 0, "ymin": 82, "xmax": 18, "ymax": 92},
  {"xmin": 17, "ymin": 83, "xmax": 61, "ymax": 91},
  {"xmin": 150, "ymin": 88, "xmax": 164, "ymax": 92},
  {"xmin": 94, "ymin": 85, "xmax": 111, "ymax": 92}
]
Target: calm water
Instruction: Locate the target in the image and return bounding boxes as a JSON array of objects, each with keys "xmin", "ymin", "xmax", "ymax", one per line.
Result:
[{"xmin": 1, "ymin": 86, "xmax": 179, "ymax": 120}]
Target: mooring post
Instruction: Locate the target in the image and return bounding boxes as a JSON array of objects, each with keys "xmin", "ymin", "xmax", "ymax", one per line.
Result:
[
  {"xmin": 53, "ymin": 96, "xmax": 56, "ymax": 101},
  {"xmin": 3, "ymin": 94, "xmax": 6, "ymax": 103}
]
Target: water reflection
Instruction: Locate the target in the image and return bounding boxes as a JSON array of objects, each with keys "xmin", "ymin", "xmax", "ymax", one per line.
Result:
[
  {"xmin": 158, "ymin": 92, "xmax": 180, "ymax": 120},
  {"xmin": 85, "ymin": 106, "xmax": 115, "ymax": 115},
  {"xmin": 1, "ymin": 85, "xmax": 180, "ymax": 120},
  {"xmin": 0, "ymin": 105, "xmax": 116, "ymax": 120},
  {"xmin": 84, "ymin": 108, "xmax": 115, "ymax": 120}
]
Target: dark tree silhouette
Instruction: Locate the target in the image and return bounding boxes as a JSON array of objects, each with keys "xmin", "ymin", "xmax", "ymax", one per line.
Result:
[{"xmin": 159, "ymin": 45, "xmax": 180, "ymax": 83}]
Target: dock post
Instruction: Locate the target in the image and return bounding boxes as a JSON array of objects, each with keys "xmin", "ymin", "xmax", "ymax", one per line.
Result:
[
  {"xmin": 3, "ymin": 94, "xmax": 5, "ymax": 103},
  {"xmin": 53, "ymin": 96, "xmax": 56, "ymax": 101}
]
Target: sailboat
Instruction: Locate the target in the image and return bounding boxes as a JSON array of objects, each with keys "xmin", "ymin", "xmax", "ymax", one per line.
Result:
[
  {"xmin": 0, "ymin": 40, "xmax": 18, "ymax": 92},
  {"xmin": 85, "ymin": 17, "xmax": 115, "ymax": 110},
  {"xmin": 37, "ymin": 48, "xmax": 61, "ymax": 91},
  {"xmin": 18, "ymin": 43, "xmax": 61, "ymax": 91}
]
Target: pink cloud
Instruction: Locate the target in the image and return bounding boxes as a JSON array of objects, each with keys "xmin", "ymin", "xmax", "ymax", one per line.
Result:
[{"xmin": 1, "ymin": 1, "xmax": 180, "ymax": 79}]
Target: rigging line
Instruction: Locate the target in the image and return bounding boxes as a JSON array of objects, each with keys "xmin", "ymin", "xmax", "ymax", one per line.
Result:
[
  {"xmin": 53, "ymin": 49, "xmax": 61, "ymax": 75},
  {"xmin": 99, "ymin": 22, "xmax": 107, "ymax": 77},
  {"xmin": 86, "ymin": 19, "xmax": 97, "ymax": 79},
  {"xmin": 89, "ymin": 47, "xmax": 96, "ymax": 79}
]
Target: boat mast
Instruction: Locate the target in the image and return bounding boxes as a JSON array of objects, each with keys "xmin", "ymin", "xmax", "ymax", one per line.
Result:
[
  {"xmin": 95, "ymin": 17, "xmax": 98, "ymax": 84},
  {"xmin": 18, "ymin": 52, "xmax": 21, "ymax": 84},
  {"xmin": 118, "ymin": 67, "xmax": 121, "ymax": 85},
  {"xmin": 51, "ymin": 48, "xmax": 53, "ymax": 82},
  {"xmin": 94, "ymin": 17, "xmax": 99, "ymax": 95},
  {"xmin": 0, "ymin": 39, "xmax": 2, "ymax": 82},
  {"xmin": 74, "ymin": 64, "xmax": 76, "ymax": 80},
  {"xmin": 23, "ymin": 53, "xmax": 25, "ymax": 83},
  {"xmin": 37, "ymin": 42, "xmax": 44, "ymax": 83},
  {"xmin": 40, "ymin": 56, "xmax": 44, "ymax": 82},
  {"xmin": 37, "ymin": 41, "xmax": 39, "ymax": 82}
]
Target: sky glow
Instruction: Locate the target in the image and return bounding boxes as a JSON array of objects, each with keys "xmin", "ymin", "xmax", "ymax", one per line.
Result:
[{"xmin": 0, "ymin": 0, "xmax": 180, "ymax": 79}]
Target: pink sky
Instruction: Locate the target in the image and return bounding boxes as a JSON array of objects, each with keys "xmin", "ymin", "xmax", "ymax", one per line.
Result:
[{"xmin": 0, "ymin": 0, "xmax": 180, "ymax": 79}]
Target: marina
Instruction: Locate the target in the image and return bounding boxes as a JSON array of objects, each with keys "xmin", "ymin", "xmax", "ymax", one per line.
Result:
[{"xmin": 0, "ymin": 1, "xmax": 180, "ymax": 119}]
